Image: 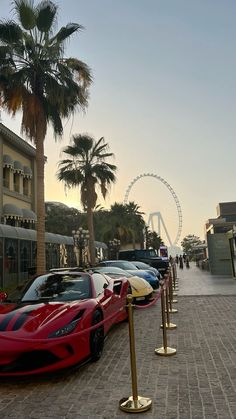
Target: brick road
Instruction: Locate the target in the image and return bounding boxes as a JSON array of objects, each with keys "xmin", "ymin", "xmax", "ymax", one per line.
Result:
[{"xmin": 0, "ymin": 264, "xmax": 236, "ymax": 419}]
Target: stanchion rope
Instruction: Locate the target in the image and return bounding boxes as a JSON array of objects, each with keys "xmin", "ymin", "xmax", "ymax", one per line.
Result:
[
  {"xmin": 134, "ymin": 288, "xmax": 161, "ymax": 310},
  {"xmin": 0, "ymin": 278, "xmax": 170, "ymax": 344}
]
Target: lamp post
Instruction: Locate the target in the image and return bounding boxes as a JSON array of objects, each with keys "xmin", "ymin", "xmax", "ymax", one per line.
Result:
[
  {"xmin": 72, "ymin": 227, "xmax": 90, "ymax": 267},
  {"xmin": 108, "ymin": 238, "xmax": 121, "ymax": 260}
]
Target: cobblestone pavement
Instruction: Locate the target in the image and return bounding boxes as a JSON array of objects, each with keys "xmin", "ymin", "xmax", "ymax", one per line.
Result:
[{"xmin": 0, "ymin": 264, "xmax": 236, "ymax": 419}]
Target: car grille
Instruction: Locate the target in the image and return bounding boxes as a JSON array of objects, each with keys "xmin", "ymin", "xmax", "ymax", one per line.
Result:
[{"xmin": 0, "ymin": 350, "xmax": 60, "ymax": 373}]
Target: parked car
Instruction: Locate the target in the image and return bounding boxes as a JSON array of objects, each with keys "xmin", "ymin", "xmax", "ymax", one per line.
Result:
[
  {"xmin": 130, "ymin": 261, "xmax": 161, "ymax": 279},
  {"xmin": 91, "ymin": 266, "xmax": 154, "ymax": 303},
  {"xmin": 97, "ymin": 260, "xmax": 159, "ymax": 289},
  {"xmin": 0, "ymin": 270, "xmax": 130, "ymax": 376},
  {"xmin": 118, "ymin": 249, "xmax": 169, "ymax": 274}
]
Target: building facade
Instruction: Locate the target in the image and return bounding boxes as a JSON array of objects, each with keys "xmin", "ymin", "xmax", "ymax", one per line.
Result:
[
  {"xmin": 205, "ymin": 202, "xmax": 236, "ymax": 276},
  {"xmin": 0, "ymin": 123, "xmax": 37, "ymax": 226},
  {"xmin": 0, "ymin": 124, "xmax": 77, "ymax": 289}
]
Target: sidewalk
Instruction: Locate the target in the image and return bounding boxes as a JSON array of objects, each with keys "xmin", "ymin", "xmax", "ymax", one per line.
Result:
[
  {"xmin": 177, "ymin": 263, "xmax": 236, "ymax": 296},
  {"xmin": 0, "ymin": 264, "xmax": 236, "ymax": 419}
]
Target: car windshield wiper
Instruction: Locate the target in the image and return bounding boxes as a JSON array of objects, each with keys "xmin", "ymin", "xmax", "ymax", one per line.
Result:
[{"xmin": 20, "ymin": 298, "xmax": 50, "ymax": 303}]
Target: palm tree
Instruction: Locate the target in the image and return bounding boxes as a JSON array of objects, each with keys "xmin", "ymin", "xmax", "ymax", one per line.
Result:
[
  {"xmin": 57, "ymin": 134, "xmax": 117, "ymax": 265},
  {"xmin": 0, "ymin": 0, "xmax": 92, "ymax": 274},
  {"xmin": 146, "ymin": 228, "xmax": 163, "ymax": 251},
  {"xmin": 126, "ymin": 201, "xmax": 145, "ymax": 247}
]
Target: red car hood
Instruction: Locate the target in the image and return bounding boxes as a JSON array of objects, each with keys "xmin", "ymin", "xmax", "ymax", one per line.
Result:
[{"xmin": 0, "ymin": 301, "xmax": 85, "ymax": 335}]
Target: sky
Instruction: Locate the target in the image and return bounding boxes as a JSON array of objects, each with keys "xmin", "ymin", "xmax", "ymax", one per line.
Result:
[{"xmin": 1, "ymin": 0, "xmax": 236, "ymax": 246}]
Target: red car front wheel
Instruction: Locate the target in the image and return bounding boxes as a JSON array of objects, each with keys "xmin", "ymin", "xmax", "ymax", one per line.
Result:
[{"xmin": 90, "ymin": 310, "xmax": 104, "ymax": 361}]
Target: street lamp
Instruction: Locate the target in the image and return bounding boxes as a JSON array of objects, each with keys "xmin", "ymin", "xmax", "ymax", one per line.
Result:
[
  {"xmin": 72, "ymin": 227, "xmax": 90, "ymax": 267},
  {"xmin": 108, "ymin": 238, "xmax": 121, "ymax": 260}
]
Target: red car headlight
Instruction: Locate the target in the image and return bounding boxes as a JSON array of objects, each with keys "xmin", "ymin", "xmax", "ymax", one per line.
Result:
[
  {"xmin": 48, "ymin": 311, "xmax": 85, "ymax": 338},
  {"xmin": 48, "ymin": 319, "xmax": 80, "ymax": 338}
]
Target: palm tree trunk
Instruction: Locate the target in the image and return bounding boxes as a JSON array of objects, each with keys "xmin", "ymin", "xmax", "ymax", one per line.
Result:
[
  {"xmin": 36, "ymin": 138, "xmax": 45, "ymax": 274},
  {"xmin": 87, "ymin": 206, "xmax": 95, "ymax": 265}
]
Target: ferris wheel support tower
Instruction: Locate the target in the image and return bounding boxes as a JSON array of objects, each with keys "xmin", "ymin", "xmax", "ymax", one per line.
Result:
[{"xmin": 124, "ymin": 173, "xmax": 183, "ymax": 246}]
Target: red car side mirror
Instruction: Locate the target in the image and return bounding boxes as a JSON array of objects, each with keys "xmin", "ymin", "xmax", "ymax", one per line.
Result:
[
  {"xmin": 104, "ymin": 288, "xmax": 113, "ymax": 298},
  {"xmin": 0, "ymin": 291, "xmax": 8, "ymax": 302}
]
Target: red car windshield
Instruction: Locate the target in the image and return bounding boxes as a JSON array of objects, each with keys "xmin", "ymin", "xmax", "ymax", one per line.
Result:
[{"xmin": 21, "ymin": 273, "xmax": 92, "ymax": 302}]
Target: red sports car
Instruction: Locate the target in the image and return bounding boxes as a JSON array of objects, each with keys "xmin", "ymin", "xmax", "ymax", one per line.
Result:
[{"xmin": 0, "ymin": 271, "xmax": 130, "ymax": 376}]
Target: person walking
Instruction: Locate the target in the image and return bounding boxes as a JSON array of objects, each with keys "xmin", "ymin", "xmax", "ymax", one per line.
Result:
[
  {"xmin": 186, "ymin": 255, "xmax": 190, "ymax": 268},
  {"xmin": 179, "ymin": 255, "xmax": 184, "ymax": 269}
]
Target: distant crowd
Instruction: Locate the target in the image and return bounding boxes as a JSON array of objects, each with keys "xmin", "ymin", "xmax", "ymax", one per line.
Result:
[{"xmin": 170, "ymin": 253, "xmax": 190, "ymax": 269}]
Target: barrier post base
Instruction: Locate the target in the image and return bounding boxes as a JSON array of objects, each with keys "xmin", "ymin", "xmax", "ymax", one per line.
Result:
[
  {"xmin": 161, "ymin": 322, "xmax": 177, "ymax": 330},
  {"xmin": 167, "ymin": 308, "xmax": 178, "ymax": 313},
  {"xmin": 155, "ymin": 346, "xmax": 176, "ymax": 356},
  {"xmin": 119, "ymin": 396, "xmax": 152, "ymax": 413}
]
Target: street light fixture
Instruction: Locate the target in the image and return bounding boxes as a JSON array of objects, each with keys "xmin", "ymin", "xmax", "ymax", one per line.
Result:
[
  {"xmin": 108, "ymin": 238, "xmax": 121, "ymax": 260},
  {"xmin": 72, "ymin": 227, "xmax": 90, "ymax": 267}
]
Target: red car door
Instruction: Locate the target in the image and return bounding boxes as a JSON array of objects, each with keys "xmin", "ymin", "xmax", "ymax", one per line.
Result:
[{"xmin": 92, "ymin": 273, "xmax": 120, "ymax": 331}]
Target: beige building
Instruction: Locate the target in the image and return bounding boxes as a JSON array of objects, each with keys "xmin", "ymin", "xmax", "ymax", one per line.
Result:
[
  {"xmin": 0, "ymin": 124, "xmax": 76, "ymax": 289},
  {"xmin": 0, "ymin": 123, "xmax": 37, "ymax": 226}
]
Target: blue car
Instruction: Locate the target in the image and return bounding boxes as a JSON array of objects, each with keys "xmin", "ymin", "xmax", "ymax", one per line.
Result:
[{"xmin": 98, "ymin": 260, "xmax": 159, "ymax": 289}]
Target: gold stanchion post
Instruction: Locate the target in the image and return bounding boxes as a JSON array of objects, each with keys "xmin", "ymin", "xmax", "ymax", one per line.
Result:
[
  {"xmin": 155, "ymin": 281, "xmax": 176, "ymax": 356},
  {"xmin": 172, "ymin": 264, "xmax": 178, "ymax": 295},
  {"xmin": 161, "ymin": 275, "xmax": 176, "ymax": 330},
  {"xmin": 168, "ymin": 270, "xmax": 178, "ymax": 313},
  {"xmin": 119, "ymin": 295, "xmax": 152, "ymax": 413}
]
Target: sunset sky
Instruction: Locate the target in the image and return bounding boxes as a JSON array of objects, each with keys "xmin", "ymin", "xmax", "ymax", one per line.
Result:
[{"xmin": 1, "ymin": 0, "xmax": 236, "ymax": 246}]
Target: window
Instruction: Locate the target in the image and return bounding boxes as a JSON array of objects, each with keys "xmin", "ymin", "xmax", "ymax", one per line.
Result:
[
  {"xmin": 4, "ymin": 239, "xmax": 18, "ymax": 274},
  {"xmin": 6, "ymin": 218, "xmax": 16, "ymax": 227},
  {"xmin": 13, "ymin": 173, "xmax": 20, "ymax": 193},
  {"xmin": 3, "ymin": 167, "xmax": 10, "ymax": 188},
  {"xmin": 23, "ymin": 177, "xmax": 29, "ymax": 195},
  {"xmin": 20, "ymin": 240, "xmax": 31, "ymax": 273},
  {"xmin": 32, "ymin": 241, "xmax": 37, "ymax": 267},
  {"xmin": 92, "ymin": 273, "xmax": 109, "ymax": 297},
  {"xmin": 45, "ymin": 243, "xmax": 60, "ymax": 270}
]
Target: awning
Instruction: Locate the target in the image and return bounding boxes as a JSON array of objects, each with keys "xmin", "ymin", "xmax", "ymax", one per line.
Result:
[
  {"xmin": 0, "ymin": 224, "xmax": 36, "ymax": 240},
  {"xmin": 23, "ymin": 166, "xmax": 32, "ymax": 178},
  {"xmin": 22, "ymin": 208, "xmax": 37, "ymax": 223},
  {"xmin": 14, "ymin": 160, "xmax": 24, "ymax": 174},
  {"xmin": 3, "ymin": 154, "xmax": 14, "ymax": 168},
  {"xmin": 45, "ymin": 232, "xmax": 73, "ymax": 245},
  {"xmin": 3, "ymin": 204, "xmax": 23, "ymax": 219}
]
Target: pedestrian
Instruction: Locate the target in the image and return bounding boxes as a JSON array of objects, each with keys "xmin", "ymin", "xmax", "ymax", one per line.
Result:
[
  {"xmin": 186, "ymin": 256, "xmax": 190, "ymax": 268},
  {"xmin": 176, "ymin": 254, "xmax": 179, "ymax": 265},
  {"xmin": 179, "ymin": 255, "xmax": 184, "ymax": 269}
]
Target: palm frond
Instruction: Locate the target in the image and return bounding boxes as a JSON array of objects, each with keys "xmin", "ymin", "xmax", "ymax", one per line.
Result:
[
  {"xmin": 50, "ymin": 23, "xmax": 83, "ymax": 44},
  {"xmin": 65, "ymin": 58, "xmax": 92, "ymax": 86},
  {"xmin": 0, "ymin": 46, "xmax": 9, "ymax": 60},
  {"xmin": 57, "ymin": 158, "xmax": 74, "ymax": 167},
  {"xmin": 91, "ymin": 136, "xmax": 104, "ymax": 152},
  {"xmin": 36, "ymin": 0, "xmax": 57, "ymax": 33},
  {"xmin": 44, "ymin": 100, "xmax": 63, "ymax": 137},
  {"xmin": 14, "ymin": 0, "xmax": 36, "ymax": 30},
  {"xmin": 0, "ymin": 20, "xmax": 23, "ymax": 44},
  {"xmin": 73, "ymin": 134, "xmax": 93, "ymax": 153},
  {"xmin": 56, "ymin": 167, "xmax": 84, "ymax": 185}
]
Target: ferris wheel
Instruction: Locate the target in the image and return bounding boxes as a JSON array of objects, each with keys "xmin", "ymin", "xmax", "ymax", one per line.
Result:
[{"xmin": 123, "ymin": 173, "xmax": 183, "ymax": 246}]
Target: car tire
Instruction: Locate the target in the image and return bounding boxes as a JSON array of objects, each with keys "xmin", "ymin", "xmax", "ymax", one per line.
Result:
[{"xmin": 90, "ymin": 310, "xmax": 104, "ymax": 361}]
